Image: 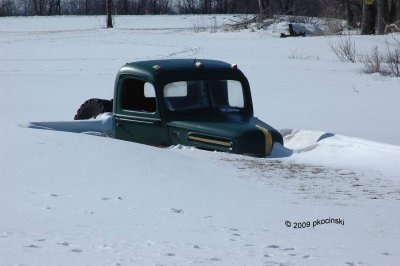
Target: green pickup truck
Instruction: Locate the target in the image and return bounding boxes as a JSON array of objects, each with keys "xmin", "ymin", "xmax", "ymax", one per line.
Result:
[{"xmin": 74, "ymin": 59, "xmax": 283, "ymax": 157}]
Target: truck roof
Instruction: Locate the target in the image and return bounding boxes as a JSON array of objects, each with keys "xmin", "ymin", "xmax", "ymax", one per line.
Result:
[{"xmin": 117, "ymin": 59, "xmax": 246, "ymax": 84}]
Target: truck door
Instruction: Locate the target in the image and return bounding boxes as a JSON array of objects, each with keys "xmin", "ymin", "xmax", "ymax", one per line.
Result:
[{"xmin": 114, "ymin": 77, "xmax": 169, "ymax": 147}]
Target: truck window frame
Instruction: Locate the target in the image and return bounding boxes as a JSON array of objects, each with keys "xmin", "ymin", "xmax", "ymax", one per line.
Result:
[{"xmin": 118, "ymin": 76, "xmax": 158, "ymax": 115}]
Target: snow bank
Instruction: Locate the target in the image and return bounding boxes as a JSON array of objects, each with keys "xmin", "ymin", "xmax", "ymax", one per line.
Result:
[
  {"xmin": 281, "ymin": 129, "xmax": 400, "ymax": 178},
  {"xmin": 24, "ymin": 115, "xmax": 400, "ymax": 180}
]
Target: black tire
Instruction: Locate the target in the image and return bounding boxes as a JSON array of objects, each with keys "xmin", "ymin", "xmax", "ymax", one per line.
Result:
[{"xmin": 74, "ymin": 98, "xmax": 113, "ymax": 120}]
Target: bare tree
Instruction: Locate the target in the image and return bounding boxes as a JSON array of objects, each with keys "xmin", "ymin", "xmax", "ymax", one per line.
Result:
[
  {"xmin": 107, "ymin": 0, "xmax": 113, "ymax": 28},
  {"xmin": 258, "ymin": 0, "xmax": 270, "ymax": 16},
  {"xmin": 85, "ymin": 0, "xmax": 89, "ymax": 14},
  {"xmin": 388, "ymin": 0, "xmax": 400, "ymax": 23},
  {"xmin": 136, "ymin": 0, "xmax": 147, "ymax": 14},
  {"xmin": 160, "ymin": 0, "xmax": 170, "ymax": 14},
  {"xmin": 123, "ymin": 0, "xmax": 129, "ymax": 14},
  {"xmin": 48, "ymin": 0, "xmax": 60, "ymax": 15},
  {"xmin": 0, "ymin": 0, "xmax": 15, "ymax": 16},
  {"xmin": 216, "ymin": 0, "xmax": 228, "ymax": 13},
  {"xmin": 275, "ymin": 0, "xmax": 295, "ymax": 15},
  {"xmin": 360, "ymin": 0, "xmax": 400, "ymax": 34},
  {"xmin": 345, "ymin": 0, "xmax": 356, "ymax": 27},
  {"xmin": 362, "ymin": 0, "xmax": 376, "ymax": 34},
  {"xmin": 178, "ymin": 0, "xmax": 200, "ymax": 14},
  {"xmin": 151, "ymin": 0, "xmax": 157, "ymax": 14},
  {"xmin": 32, "ymin": 0, "xmax": 45, "ymax": 15},
  {"xmin": 377, "ymin": 0, "xmax": 388, "ymax": 34}
]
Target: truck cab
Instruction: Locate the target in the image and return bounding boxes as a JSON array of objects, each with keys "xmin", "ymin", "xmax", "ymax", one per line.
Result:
[{"xmin": 111, "ymin": 59, "xmax": 283, "ymax": 157}]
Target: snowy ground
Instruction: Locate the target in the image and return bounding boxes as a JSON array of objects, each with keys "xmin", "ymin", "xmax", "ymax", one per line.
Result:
[{"xmin": 1, "ymin": 15, "xmax": 400, "ymax": 266}]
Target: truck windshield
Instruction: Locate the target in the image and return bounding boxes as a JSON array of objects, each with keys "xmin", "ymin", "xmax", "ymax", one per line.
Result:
[{"xmin": 163, "ymin": 80, "xmax": 244, "ymax": 112}]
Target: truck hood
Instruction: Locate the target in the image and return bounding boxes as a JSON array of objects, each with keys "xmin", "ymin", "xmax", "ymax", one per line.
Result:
[{"xmin": 167, "ymin": 118, "xmax": 282, "ymax": 157}]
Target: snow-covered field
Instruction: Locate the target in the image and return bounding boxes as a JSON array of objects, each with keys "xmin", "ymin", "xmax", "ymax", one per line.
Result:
[{"xmin": 1, "ymin": 15, "xmax": 400, "ymax": 265}]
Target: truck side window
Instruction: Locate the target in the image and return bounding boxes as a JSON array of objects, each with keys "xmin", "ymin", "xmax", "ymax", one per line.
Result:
[
  {"xmin": 226, "ymin": 80, "xmax": 244, "ymax": 108},
  {"xmin": 120, "ymin": 79, "xmax": 156, "ymax": 113}
]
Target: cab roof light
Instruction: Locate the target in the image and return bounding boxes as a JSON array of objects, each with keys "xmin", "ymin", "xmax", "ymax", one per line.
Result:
[
  {"xmin": 195, "ymin": 61, "xmax": 204, "ymax": 69},
  {"xmin": 231, "ymin": 64, "xmax": 238, "ymax": 70},
  {"xmin": 152, "ymin": 64, "xmax": 163, "ymax": 72}
]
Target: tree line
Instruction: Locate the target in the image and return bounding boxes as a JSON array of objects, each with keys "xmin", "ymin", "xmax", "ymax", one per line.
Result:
[
  {"xmin": 1, "ymin": 0, "xmax": 399, "ymax": 34},
  {"xmin": 1, "ymin": 0, "xmax": 257, "ymax": 15}
]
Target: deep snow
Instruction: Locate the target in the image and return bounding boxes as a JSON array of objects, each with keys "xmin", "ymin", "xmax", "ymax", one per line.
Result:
[{"xmin": 1, "ymin": 15, "xmax": 400, "ymax": 266}]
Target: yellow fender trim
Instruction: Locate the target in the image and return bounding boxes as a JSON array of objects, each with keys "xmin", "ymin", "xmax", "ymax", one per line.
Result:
[{"xmin": 256, "ymin": 125, "xmax": 273, "ymax": 155}]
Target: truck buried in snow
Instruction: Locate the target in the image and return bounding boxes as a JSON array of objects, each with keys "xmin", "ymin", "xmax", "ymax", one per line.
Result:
[{"xmin": 74, "ymin": 59, "xmax": 283, "ymax": 157}]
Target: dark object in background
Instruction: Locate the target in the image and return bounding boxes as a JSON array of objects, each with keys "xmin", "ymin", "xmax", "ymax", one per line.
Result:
[{"xmin": 280, "ymin": 24, "xmax": 306, "ymax": 38}]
